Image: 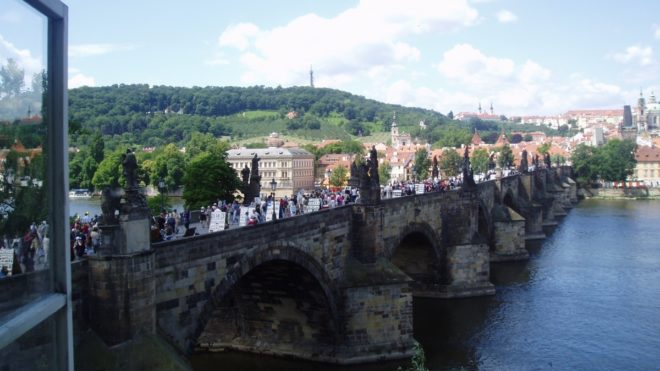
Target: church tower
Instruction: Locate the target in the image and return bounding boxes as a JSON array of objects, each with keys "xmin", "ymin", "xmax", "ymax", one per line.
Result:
[
  {"xmin": 490, "ymin": 102, "xmax": 494, "ymax": 115},
  {"xmin": 636, "ymin": 90, "xmax": 647, "ymax": 131},
  {"xmin": 391, "ymin": 112, "xmax": 399, "ymax": 138},
  {"xmin": 478, "ymin": 102, "xmax": 482, "ymax": 114},
  {"xmin": 310, "ymin": 65, "xmax": 314, "ymax": 88}
]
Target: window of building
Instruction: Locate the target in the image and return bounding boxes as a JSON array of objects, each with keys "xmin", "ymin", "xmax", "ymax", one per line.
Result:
[{"xmin": 0, "ymin": 0, "xmax": 71, "ymax": 369}]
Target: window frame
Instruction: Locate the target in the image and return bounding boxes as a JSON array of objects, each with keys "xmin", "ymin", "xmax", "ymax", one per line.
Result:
[{"xmin": 0, "ymin": 1, "xmax": 71, "ymax": 370}]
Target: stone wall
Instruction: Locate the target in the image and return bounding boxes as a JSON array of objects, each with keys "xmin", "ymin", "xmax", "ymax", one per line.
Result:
[
  {"xmin": 444, "ymin": 243, "xmax": 494, "ymax": 297},
  {"xmin": 585, "ymin": 187, "xmax": 660, "ymax": 199},
  {"xmin": 153, "ymin": 206, "xmax": 353, "ymax": 354},
  {"xmin": 337, "ymin": 282, "xmax": 415, "ymax": 364},
  {"xmin": 492, "ymin": 207, "xmax": 528, "ymax": 261},
  {"xmin": 87, "ymin": 251, "xmax": 156, "ymax": 345}
]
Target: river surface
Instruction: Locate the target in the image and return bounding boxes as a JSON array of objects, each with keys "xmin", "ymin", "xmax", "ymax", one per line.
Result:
[{"xmin": 190, "ymin": 199, "xmax": 660, "ymax": 370}]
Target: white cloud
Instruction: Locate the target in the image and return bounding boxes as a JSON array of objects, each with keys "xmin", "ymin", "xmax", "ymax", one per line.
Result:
[
  {"xmin": 654, "ymin": 24, "xmax": 660, "ymax": 39},
  {"xmin": 204, "ymin": 52, "xmax": 230, "ymax": 66},
  {"xmin": 219, "ymin": 23, "xmax": 260, "ymax": 51},
  {"xmin": 496, "ymin": 10, "xmax": 517, "ymax": 23},
  {"xmin": 217, "ymin": 0, "xmax": 479, "ymax": 87},
  {"xmin": 437, "ymin": 43, "xmax": 515, "ymax": 86},
  {"xmin": 0, "ymin": 34, "xmax": 43, "ymax": 88},
  {"xmin": 376, "ymin": 43, "xmax": 626, "ymax": 116},
  {"xmin": 611, "ymin": 45, "xmax": 653, "ymax": 66},
  {"xmin": 519, "ymin": 61, "xmax": 551, "ymax": 84},
  {"xmin": 69, "ymin": 73, "xmax": 96, "ymax": 88},
  {"xmin": 69, "ymin": 43, "xmax": 136, "ymax": 58}
]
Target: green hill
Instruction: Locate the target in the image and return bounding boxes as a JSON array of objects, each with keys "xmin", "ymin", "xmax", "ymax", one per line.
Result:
[{"xmin": 68, "ymin": 85, "xmax": 449, "ymax": 149}]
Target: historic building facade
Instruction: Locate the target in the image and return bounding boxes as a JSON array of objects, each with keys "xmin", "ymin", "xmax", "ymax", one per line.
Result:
[
  {"xmin": 635, "ymin": 91, "xmax": 660, "ymax": 133},
  {"xmin": 227, "ymin": 147, "xmax": 315, "ymax": 198},
  {"xmin": 634, "ymin": 146, "xmax": 660, "ymax": 185}
]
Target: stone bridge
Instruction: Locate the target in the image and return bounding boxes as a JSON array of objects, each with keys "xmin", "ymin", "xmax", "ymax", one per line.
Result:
[{"xmin": 65, "ymin": 167, "xmax": 577, "ymax": 365}]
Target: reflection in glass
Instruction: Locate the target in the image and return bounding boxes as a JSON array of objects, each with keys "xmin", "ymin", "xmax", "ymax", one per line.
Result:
[
  {"xmin": 0, "ymin": 315, "xmax": 56, "ymax": 370},
  {"xmin": 0, "ymin": 0, "xmax": 51, "ymax": 313}
]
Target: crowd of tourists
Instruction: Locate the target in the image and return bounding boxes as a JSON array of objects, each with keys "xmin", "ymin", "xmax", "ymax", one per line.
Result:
[
  {"xmin": 0, "ymin": 220, "xmax": 50, "ymax": 278},
  {"xmin": 70, "ymin": 212, "xmax": 100, "ymax": 260}
]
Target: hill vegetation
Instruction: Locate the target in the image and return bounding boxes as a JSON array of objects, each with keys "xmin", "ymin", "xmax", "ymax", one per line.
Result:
[{"xmin": 68, "ymin": 84, "xmax": 566, "ymax": 152}]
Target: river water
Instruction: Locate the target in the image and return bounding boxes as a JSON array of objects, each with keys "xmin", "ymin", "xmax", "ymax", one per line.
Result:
[{"xmin": 188, "ymin": 199, "xmax": 660, "ymax": 370}]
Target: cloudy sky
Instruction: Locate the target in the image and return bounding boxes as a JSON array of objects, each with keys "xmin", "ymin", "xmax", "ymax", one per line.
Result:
[{"xmin": 3, "ymin": 0, "xmax": 660, "ymax": 116}]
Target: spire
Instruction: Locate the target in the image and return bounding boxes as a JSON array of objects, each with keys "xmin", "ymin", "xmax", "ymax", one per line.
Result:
[
  {"xmin": 490, "ymin": 101, "xmax": 494, "ymax": 115},
  {"xmin": 471, "ymin": 129, "xmax": 483, "ymax": 145},
  {"xmin": 310, "ymin": 65, "xmax": 314, "ymax": 88},
  {"xmin": 478, "ymin": 102, "xmax": 482, "ymax": 114}
]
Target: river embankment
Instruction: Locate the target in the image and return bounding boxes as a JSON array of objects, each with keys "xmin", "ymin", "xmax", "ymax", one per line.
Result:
[{"xmin": 579, "ymin": 186, "xmax": 660, "ymax": 199}]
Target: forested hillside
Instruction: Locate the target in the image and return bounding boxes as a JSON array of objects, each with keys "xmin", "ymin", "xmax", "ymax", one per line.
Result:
[{"xmin": 69, "ymin": 84, "xmax": 450, "ymax": 148}]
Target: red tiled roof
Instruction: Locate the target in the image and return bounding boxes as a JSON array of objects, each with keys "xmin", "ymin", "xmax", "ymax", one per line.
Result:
[{"xmin": 635, "ymin": 146, "xmax": 660, "ymax": 162}]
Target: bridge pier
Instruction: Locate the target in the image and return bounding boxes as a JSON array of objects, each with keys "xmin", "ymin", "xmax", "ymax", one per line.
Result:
[
  {"xmin": 519, "ymin": 174, "xmax": 547, "ymax": 240},
  {"xmin": 491, "ymin": 206, "xmax": 529, "ymax": 262},
  {"xmin": 336, "ymin": 266, "xmax": 416, "ymax": 363},
  {"xmin": 442, "ymin": 243, "xmax": 495, "ymax": 297},
  {"xmin": 87, "ymin": 196, "xmax": 156, "ymax": 346}
]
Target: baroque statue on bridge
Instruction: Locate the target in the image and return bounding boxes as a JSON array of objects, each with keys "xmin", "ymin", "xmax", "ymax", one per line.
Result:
[
  {"xmin": 462, "ymin": 146, "xmax": 477, "ymax": 189},
  {"xmin": 519, "ymin": 149, "xmax": 528, "ymax": 173},
  {"xmin": 122, "ymin": 148, "xmax": 138, "ymax": 190},
  {"xmin": 544, "ymin": 153, "xmax": 552, "ymax": 169}
]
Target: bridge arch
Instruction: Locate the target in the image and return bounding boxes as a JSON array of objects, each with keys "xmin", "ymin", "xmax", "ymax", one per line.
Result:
[
  {"xmin": 193, "ymin": 244, "xmax": 341, "ymax": 361},
  {"xmin": 388, "ymin": 222, "xmax": 447, "ymax": 287},
  {"xmin": 502, "ymin": 188, "xmax": 520, "ymax": 214}
]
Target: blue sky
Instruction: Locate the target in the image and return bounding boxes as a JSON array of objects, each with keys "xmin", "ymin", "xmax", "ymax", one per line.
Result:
[{"xmin": 3, "ymin": 0, "xmax": 660, "ymax": 116}]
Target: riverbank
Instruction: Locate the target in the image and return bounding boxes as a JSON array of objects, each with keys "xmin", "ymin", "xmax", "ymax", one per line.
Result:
[{"xmin": 579, "ymin": 186, "xmax": 660, "ymax": 199}]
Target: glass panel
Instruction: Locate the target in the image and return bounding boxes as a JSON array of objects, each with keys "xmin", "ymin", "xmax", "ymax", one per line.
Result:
[
  {"xmin": 0, "ymin": 0, "xmax": 51, "ymax": 318},
  {"xmin": 0, "ymin": 315, "xmax": 56, "ymax": 370}
]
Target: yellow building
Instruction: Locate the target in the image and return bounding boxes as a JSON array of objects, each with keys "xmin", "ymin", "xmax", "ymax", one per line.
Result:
[
  {"xmin": 634, "ymin": 146, "xmax": 660, "ymax": 185},
  {"xmin": 227, "ymin": 147, "xmax": 315, "ymax": 198}
]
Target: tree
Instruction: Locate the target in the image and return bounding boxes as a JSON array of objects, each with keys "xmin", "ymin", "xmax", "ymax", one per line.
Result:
[
  {"xmin": 439, "ymin": 149, "xmax": 462, "ymax": 177},
  {"xmin": 471, "ymin": 148, "xmax": 490, "ymax": 174},
  {"xmin": 0, "ymin": 151, "xmax": 47, "ymax": 237},
  {"xmin": 447, "ymin": 110, "xmax": 454, "ymax": 120},
  {"xmin": 329, "ymin": 165, "xmax": 348, "ymax": 187},
  {"xmin": 496, "ymin": 144, "xmax": 514, "ymax": 169},
  {"xmin": 90, "ymin": 131, "xmax": 105, "ymax": 164},
  {"xmin": 92, "ymin": 149, "xmax": 125, "ymax": 188},
  {"xmin": 341, "ymin": 140, "xmax": 365, "ymax": 155},
  {"xmin": 79, "ymin": 157, "xmax": 99, "ymax": 190},
  {"xmin": 152, "ymin": 144, "xmax": 186, "ymax": 190},
  {"xmin": 413, "ymin": 149, "xmax": 432, "ymax": 180},
  {"xmin": 523, "ymin": 134, "xmax": 533, "ymax": 142},
  {"xmin": 378, "ymin": 161, "xmax": 392, "ymax": 185},
  {"xmin": 537, "ymin": 142, "xmax": 551, "ymax": 155},
  {"xmin": 551, "ymin": 154, "xmax": 566, "ymax": 166},
  {"xmin": 596, "ymin": 139, "xmax": 636, "ymax": 181},
  {"xmin": 182, "ymin": 149, "xmax": 241, "ymax": 209},
  {"xmin": 510, "ymin": 133, "xmax": 523, "ymax": 144},
  {"xmin": 571, "ymin": 143, "xmax": 597, "ymax": 185},
  {"xmin": 184, "ymin": 132, "xmax": 218, "ymax": 161},
  {"xmin": 0, "ymin": 58, "xmax": 25, "ymax": 97},
  {"xmin": 434, "ymin": 127, "xmax": 471, "ymax": 148}
]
